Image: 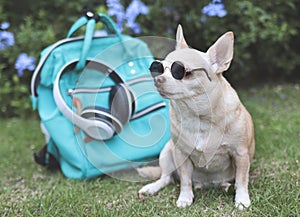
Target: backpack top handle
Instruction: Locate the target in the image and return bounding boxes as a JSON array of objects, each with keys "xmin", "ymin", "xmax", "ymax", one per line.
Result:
[
  {"xmin": 67, "ymin": 12, "xmax": 124, "ymax": 70},
  {"xmin": 67, "ymin": 11, "xmax": 122, "ymax": 39}
]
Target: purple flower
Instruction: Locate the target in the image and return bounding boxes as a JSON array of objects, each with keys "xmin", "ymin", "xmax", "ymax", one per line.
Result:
[
  {"xmin": 126, "ymin": 0, "xmax": 149, "ymax": 17},
  {"xmin": 106, "ymin": 0, "xmax": 125, "ymax": 32},
  {"xmin": 125, "ymin": 0, "xmax": 149, "ymax": 34},
  {"xmin": 0, "ymin": 30, "xmax": 15, "ymax": 50},
  {"xmin": 202, "ymin": 0, "xmax": 227, "ymax": 18},
  {"xmin": 14, "ymin": 53, "xmax": 36, "ymax": 77},
  {"xmin": 106, "ymin": 0, "xmax": 149, "ymax": 34},
  {"xmin": 126, "ymin": 22, "xmax": 142, "ymax": 34},
  {"xmin": 0, "ymin": 22, "xmax": 10, "ymax": 30}
]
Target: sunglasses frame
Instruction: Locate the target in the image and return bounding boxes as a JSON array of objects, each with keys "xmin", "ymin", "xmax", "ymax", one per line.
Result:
[{"xmin": 149, "ymin": 60, "xmax": 211, "ymax": 81}]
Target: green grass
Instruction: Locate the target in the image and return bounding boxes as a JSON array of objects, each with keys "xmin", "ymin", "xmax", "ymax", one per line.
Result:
[{"xmin": 0, "ymin": 84, "xmax": 299, "ymax": 216}]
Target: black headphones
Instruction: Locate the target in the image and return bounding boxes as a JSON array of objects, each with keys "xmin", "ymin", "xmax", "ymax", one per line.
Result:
[{"xmin": 53, "ymin": 60, "xmax": 135, "ymax": 140}]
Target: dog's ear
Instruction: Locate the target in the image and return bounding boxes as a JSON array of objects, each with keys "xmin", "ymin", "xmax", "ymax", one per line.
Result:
[
  {"xmin": 207, "ymin": 32, "xmax": 234, "ymax": 74},
  {"xmin": 176, "ymin": 25, "xmax": 189, "ymax": 50}
]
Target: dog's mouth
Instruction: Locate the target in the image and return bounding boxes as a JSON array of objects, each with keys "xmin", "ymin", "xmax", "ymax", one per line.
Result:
[
  {"xmin": 156, "ymin": 87, "xmax": 183, "ymax": 99},
  {"xmin": 154, "ymin": 80, "xmax": 186, "ymax": 99},
  {"xmin": 154, "ymin": 81, "xmax": 173, "ymax": 98},
  {"xmin": 157, "ymin": 90, "xmax": 171, "ymax": 98},
  {"xmin": 155, "ymin": 87, "xmax": 171, "ymax": 98}
]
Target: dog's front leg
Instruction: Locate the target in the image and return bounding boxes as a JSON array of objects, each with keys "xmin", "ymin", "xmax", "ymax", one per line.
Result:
[
  {"xmin": 138, "ymin": 141, "xmax": 175, "ymax": 196},
  {"xmin": 234, "ymin": 152, "xmax": 251, "ymax": 210},
  {"xmin": 175, "ymin": 149, "xmax": 194, "ymax": 208}
]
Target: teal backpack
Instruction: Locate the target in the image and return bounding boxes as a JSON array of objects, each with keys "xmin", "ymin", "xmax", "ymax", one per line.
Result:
[{"xmin": 31, "ymin": 12, "xmax": 170, "ymax": 179}]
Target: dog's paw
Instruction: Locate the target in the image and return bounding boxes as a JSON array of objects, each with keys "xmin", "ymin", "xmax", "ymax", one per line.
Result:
[
  {"xmin": 138, "ymin": 183, "xmax": 159, "ymax": 196},
  {"xmin": 176, "ymin": 190, "xmax": 194, "ymax": 208},
  {"xmin": 235, "ymin": 192, "xmax": 251, "ymax": 210},
  {"xmin": 221, "ymin": 182, "xmax": 231, "ymax": 192}
]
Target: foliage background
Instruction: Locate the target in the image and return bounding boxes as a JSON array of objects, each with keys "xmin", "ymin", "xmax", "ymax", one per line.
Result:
[{"xmin": 0, "ymin": 0, "xmax": 300, "ymax": 117}]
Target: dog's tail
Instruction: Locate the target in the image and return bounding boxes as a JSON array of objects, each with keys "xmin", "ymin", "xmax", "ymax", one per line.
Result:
[{"xmin": 136, "ymin": 166, "xmax": 161, "ymax": 180}]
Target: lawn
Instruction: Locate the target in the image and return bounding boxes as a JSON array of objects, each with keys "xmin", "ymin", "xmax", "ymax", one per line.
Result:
[{"xmin": 0, "ymin": 84, "xmax": 299, "ymax": 216}]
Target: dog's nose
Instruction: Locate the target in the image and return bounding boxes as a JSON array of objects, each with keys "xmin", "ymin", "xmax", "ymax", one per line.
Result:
[{"xmin": 155, "ymin": 76, "xmax": 166, "ymax": 84}]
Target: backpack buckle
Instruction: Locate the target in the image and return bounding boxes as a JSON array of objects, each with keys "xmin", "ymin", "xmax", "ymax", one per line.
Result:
[{"xmin": 84, "ymin": 10, "xmax": 100, "ymax": 22}]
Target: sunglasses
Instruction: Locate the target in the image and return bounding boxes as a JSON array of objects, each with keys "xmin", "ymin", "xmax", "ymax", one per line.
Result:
[{"xmin": 149, "ymin": 60, "xmax": 211, "ymax": 81}]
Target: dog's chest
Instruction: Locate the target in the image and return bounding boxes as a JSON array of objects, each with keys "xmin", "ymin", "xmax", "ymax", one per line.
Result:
[
  {"xmin": 172, "ymin": 121, "xmax": 232, "ymax": 171},
  {"xmin": 170, "ymin": 101, "xmax": 233, "ymax": 171}
]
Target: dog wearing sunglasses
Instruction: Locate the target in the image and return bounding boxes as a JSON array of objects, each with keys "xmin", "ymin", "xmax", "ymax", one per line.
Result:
[{"xmin": 138, "ymin": 25, "xmax": 255, "ymax": 210}]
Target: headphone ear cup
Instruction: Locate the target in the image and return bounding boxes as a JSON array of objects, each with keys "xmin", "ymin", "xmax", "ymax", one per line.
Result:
[
  {"xmin": 81, "ymin": 106, "xmax": 122, "ymax": 135},
  {"xmin": 129, "ymin": 89, "xmax": 135, "ymax": 115},
  {"xmin": 109, "ymin": 84, "xmax": 134, "ymax": 126}
]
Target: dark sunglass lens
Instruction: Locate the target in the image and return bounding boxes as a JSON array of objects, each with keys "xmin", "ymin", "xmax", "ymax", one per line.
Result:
[
  {"xmin": 171, "ymin": 61, "xmax": 185, "ymax": 80},
  {"xmin": 149, "ymin": 61, "xmax": 164, "ymax": 77}
]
